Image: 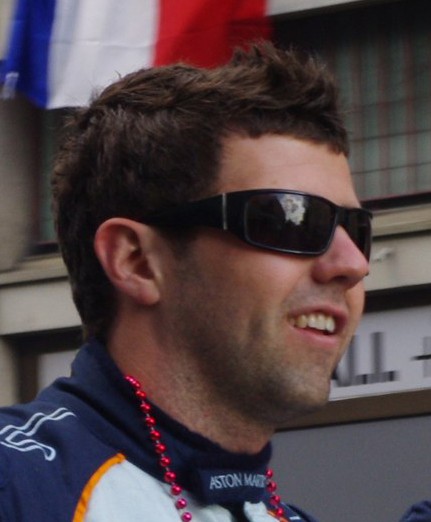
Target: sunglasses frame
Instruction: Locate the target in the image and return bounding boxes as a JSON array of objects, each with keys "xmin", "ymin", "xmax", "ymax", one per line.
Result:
[{"xmin": 144, "ymin": 189, "xmax": 373, "ymax": 260}]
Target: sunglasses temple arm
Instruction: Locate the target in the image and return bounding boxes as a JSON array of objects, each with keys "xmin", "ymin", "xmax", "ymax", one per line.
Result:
[{"xmin": 222, "ymin": 193, "xmax": 229, "ymax": 230}]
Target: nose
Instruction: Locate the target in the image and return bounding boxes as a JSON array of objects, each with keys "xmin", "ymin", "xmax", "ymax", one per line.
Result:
[{"xmin": 311, "ymin": 225, "xmax": 370, "ymax": 288}]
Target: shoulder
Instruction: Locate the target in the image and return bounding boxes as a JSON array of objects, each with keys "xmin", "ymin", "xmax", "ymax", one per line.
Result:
[
  {"xmin": 398, "ymin": 501, "xmax": 431, "ymax": 522},
  {"xmin": 0, "ymin": 402, "xmax": 79, "ymax": 458},
  {"xmin": 0, "ymin": 400, "xmax": 118, "ymax": 521}
]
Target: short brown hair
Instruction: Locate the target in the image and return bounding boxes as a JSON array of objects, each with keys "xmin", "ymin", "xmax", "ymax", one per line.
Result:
[{"xmin": 51, "ymin": 41, "xmax": 348, "ymax": 340}]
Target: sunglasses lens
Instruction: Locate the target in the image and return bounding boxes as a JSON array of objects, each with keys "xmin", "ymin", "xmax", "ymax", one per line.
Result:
[
  {"xmin": 244, "ymin": 193, "xmax": 335, "ymax": 254},
  {"xmin": 344, "ymin": 210, "xmax": 372, "ymax": 261}
]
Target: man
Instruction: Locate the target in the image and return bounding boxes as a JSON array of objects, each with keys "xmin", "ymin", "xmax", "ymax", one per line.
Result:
[{"xmin": 0, "ymin": 42, "xmax": 371, "ymax": 521}]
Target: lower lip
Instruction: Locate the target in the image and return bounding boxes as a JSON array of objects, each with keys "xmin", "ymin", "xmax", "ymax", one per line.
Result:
[{"xmin": 289, "ymin": 324, "xmax": 339, "ymax": 349}]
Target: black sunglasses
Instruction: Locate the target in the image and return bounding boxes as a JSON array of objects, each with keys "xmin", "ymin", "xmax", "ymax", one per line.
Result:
[{"xmin": 144, "ymin": 189, "xmax": 372, "ymax": 261}]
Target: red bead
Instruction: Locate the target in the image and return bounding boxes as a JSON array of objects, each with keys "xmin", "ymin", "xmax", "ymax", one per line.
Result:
[
  {"xmin": 181, "ymin": 513, "xmax": 192, "ymax": 522},
  {"xmin": 270, "ymin": 494, "xmax": 281, "ymax": 505},
  {"xmin": 140, "ymin": 402, "xmax": 151, "ymax": 414},
  {"xmin": 275, "ymin": 507, "xmax": 284, "ymax": 517},
  {"xmin": 145, "ymin": 416, "xmax": 156, "ymax": 427},
  {"xmin": 149, "ymin": 429, "xmax": 161, "ymax": 441},
  {"xmin": 155, "ymin": 443, "xmax": 166, "ymax": 454},
  {"xmin": 125, "ymin": 376, "xmax": 141, "ymax": 389},
  {"xmin": 171, "ymin": 484, "xmax": 182, "ymax": 496},
  {"xmin": 136, "ymin": 390, "xmax": 146, "ymax": 399},
  {"xmin": 266, "ymin": 469, "xmax": 273, "ymax": 479},
  {"xmin": 266, "ymin": 481, "xmax": 277, "ymax": 492},
  {"xmin": 164, "ymin": 471, "xmax": 176, "ymax": 483},
  {"xmin": 175, "ymin": 498, "xmax": 187, "ymax": 509},
  {"xmin": 160, "ymin": 456, "xmax": 171, "ymax": 467}
]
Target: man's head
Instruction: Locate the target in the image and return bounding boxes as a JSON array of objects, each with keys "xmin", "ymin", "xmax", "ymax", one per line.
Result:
[
  {"xmin": 52, "ymin": 42, "xmax": 372, "ymax": 438},
  {"xmin": 52, "ymin": 42, "xmax": 350, "ymax": 342}
]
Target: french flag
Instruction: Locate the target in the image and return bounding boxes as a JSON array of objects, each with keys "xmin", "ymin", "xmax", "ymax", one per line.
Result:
[{"xmin": 1, "ymin": 0, "xmax": 272, "ymax": 109}]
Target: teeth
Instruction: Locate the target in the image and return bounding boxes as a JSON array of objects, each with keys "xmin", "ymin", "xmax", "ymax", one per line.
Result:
[
  {"xmin": 290, "ymin": 313, "xmax": 336, "ymax": 333},
  {"xmin": 297, "ymin": 315, "xmax": 308, "ymax": 328},
  {"xmin": 325, "ymin": 316, "xmax": 336, "ymax": 333}
]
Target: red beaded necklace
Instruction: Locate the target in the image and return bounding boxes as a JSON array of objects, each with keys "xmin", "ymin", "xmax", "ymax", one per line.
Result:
[{"xmin": 125, "ymin": 374, "xmax": 286, "ymax": 521}]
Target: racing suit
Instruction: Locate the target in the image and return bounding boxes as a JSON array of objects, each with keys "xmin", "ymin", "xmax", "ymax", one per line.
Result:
[{"xmin": 0, "ymin": 339, "xmax": 318, "ymax": 522}]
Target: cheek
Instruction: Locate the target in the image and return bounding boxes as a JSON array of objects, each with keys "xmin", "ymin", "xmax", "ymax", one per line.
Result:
[
  {"xmin": 346, "ymin": 283, "xmax": 365, "ymax": 327},
  {"xmin": 189, "ymin": 233, "xmax": 312, "ymax": 316},
  {"xmin": 224, "ymin": 252, "xmax": 309, "ymax": 297}
]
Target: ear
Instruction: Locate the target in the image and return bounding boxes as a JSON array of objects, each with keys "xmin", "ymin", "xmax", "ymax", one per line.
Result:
[{"xmin": 94, "ymin": 218, "xmax": 162, "ymax": 306}]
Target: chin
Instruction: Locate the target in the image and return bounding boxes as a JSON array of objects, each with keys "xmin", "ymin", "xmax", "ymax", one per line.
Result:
[
  {"xmin": 259, "ymin": 387, "xmax": 330, "ymax": 428},
  {"xmin": 290, "ymin": 379, "xmax": 332, "ymax": 415}
]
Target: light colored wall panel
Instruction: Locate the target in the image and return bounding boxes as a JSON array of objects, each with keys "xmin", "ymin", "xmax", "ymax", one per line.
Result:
[
  {"xmin": 0, "ymin": 279, "xmax": 80, "ymax": 335},
  {"xmin": 366, "ymin": 233, "xmax": 431, "ymax": 292}
]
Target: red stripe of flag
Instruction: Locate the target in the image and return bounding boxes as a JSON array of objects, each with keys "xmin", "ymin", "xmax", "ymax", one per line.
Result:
[{"xmin": 153, "ymin": 0, "xmax": 272, "ymax": 68}]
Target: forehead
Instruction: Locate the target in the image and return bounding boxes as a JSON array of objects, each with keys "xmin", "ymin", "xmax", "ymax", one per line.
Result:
[{"xmin": 218, "ymin": 134, "xmax": 360, "ymax": 208}]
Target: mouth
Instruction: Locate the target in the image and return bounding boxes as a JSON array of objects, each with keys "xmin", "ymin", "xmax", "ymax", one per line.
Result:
[{"xmin": 288, "ymin": 312, "xmax": 337, "ymax": 335}]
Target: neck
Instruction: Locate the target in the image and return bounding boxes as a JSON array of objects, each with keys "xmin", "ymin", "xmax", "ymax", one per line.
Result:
[
  {"xmin": 108, "ymin": 331, "xmax": 274, "ymax": 454},
  {"xmin": 150, "ymin": 384, "xmax": 274, "ymax": 454}
]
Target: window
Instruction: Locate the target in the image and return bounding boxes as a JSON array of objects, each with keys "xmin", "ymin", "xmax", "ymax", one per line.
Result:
[
  {"xmin": 7, "ymin": 329, "xmax": 81, "ymax": 402},
  {"xmin": 274, "ymin": 0, "xmax": 431, "ymax": 204},
  {"xmin": 36, "ymin": 109, "xmax": 66, "ymax": 248}
]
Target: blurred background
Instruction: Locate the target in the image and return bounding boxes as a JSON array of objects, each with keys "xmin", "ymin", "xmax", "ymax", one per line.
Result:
[{"xmin": 1, "ymin": 1, "xmax": 431, "ymax": 521}]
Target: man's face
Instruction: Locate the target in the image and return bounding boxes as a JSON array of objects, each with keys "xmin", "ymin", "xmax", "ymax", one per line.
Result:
[{"xmin": 163, "ymin": 134, "xmax": 369, "ymax": 428}]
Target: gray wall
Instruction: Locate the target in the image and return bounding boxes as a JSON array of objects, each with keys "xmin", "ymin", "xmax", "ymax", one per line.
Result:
[
  {"xmin": 271, "ymin": 415, "xmax": 431, "ymax": 522},
  {"xmin": 0, "ymin": 97, "xmax": 37, "ymax": 271}
]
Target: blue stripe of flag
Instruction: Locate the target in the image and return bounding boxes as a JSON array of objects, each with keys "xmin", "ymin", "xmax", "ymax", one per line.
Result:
[{"xmin": 1, "ymin": 0, "xmax": 56, "ymax": 107}]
